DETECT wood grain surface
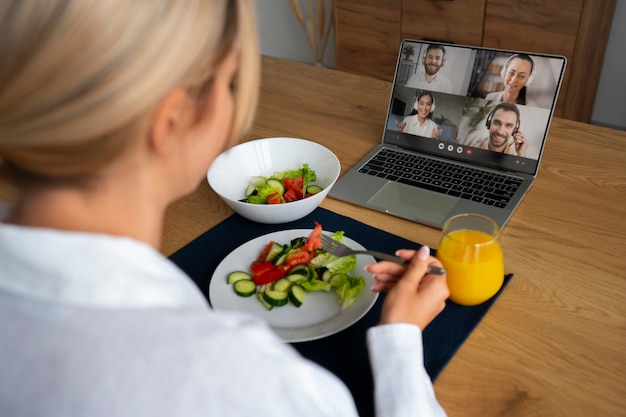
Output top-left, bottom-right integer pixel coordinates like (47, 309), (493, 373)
(402, 0), (486, 46)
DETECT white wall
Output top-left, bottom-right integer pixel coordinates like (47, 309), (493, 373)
(255, 0), (335, 68)
(255, 1), (623, 130)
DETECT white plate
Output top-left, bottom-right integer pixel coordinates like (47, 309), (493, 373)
(209, 229), (378, 342)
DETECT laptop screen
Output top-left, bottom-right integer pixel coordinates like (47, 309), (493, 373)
(382, 40), (567, 176)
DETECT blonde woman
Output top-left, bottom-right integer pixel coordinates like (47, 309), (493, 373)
(0, 1), (448, 416)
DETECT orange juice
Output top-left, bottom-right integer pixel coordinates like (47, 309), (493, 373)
(437, 229), (504, 306)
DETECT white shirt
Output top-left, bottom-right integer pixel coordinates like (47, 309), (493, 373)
(405, 68), (453, 94)
(484, 90), (538, 107)
(0, 209), (446, 417)
(401, 115), (440, 138)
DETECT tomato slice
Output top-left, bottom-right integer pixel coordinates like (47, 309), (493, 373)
(266, 192), (282, 204)
(283, 177), (304, 200)
(256, 241), (275, 262)
(251, 264), (290, 285)
(284, 249), (312, 268)
(250, 261), (274, 277)
(283, 188), (299, 203)
(249, 222), (325, 286)
(305, 222), (323, 252)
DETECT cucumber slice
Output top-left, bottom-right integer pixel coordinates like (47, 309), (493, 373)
(289, 264), (308, 274)
(289, 237), (307, 249)
(321, 269), (333, 282)
(287, 265), (309, 280)
(289, 285), (305, 307)
(306, 184), (323, 195)
(266, 179), (285, 195)
(233, 279), (256, 297)
(250, 176), (267, 187)
(227, 271), (252, 285)
(329, 274), (347, 288)
(264, 243), (284, 262)
(305, 266), (317, 281)
(263, 290), (289, 307)
(245, 184), (256, 197)
(274, 252), (288, 266)
(257, 292), (273, 310)
(272, 278), (292, 292)
(301, 279), (332, 293)
(286, 273), (306, 283)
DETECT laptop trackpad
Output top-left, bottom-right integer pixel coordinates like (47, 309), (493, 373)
(367, 182), (457, 226)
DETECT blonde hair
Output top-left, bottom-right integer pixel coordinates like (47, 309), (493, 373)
(0, 0), (259, 180)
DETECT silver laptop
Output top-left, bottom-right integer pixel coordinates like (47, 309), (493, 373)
(329, 40), (566, 229)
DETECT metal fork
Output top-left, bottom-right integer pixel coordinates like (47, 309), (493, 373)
(320, 234), (446, 275)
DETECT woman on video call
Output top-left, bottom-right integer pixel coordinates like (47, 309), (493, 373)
(485, 54), (537, 107)
(395, 91), (443, 139)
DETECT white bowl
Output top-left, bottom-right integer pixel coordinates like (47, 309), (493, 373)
(207, 137), (341, 224)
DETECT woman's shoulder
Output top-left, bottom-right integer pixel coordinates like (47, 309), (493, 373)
(524, 97), (538, 107)
(485, 91), (501, 101)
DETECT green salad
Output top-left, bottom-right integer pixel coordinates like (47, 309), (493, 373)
(240, 163), (324, 204)
(226, 223), (366, 310)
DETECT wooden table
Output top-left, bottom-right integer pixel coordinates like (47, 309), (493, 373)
(4, 56), (625, 416)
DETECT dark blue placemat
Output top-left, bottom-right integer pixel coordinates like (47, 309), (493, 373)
(170, 207), (513, 417)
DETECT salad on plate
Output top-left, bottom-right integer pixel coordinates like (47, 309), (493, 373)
(226, 222), (365, 311)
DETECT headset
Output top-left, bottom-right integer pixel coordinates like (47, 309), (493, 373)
(422, 44), (447, 66)
(414, 91), (436, 113)
(485, 102), (520, 134)
(501, 53), (536, 86)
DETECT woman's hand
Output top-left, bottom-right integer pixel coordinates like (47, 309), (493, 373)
(395, 119), (407, 132)
(366, 245), (449, 330)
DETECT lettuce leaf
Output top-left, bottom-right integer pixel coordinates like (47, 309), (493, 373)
(272, 163), (317, 188)
(245, 184), (281, 204)
(330, 274), (366, 310)
(309, 231), (356, 275)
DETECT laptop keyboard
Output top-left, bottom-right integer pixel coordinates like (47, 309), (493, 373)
(358, 148), (523, 208)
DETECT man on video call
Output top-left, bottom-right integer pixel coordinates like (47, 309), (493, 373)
(405, 44), (452, 93)
(475, 102), (528, 157)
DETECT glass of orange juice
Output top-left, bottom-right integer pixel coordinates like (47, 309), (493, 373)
(437, 213), (504, 306)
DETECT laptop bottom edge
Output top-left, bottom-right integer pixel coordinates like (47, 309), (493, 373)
(329, 170), (520, 229)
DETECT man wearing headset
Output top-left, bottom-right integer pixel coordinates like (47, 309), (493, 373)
(405, 44), (452, 93)
(474, 102), (528, 157)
